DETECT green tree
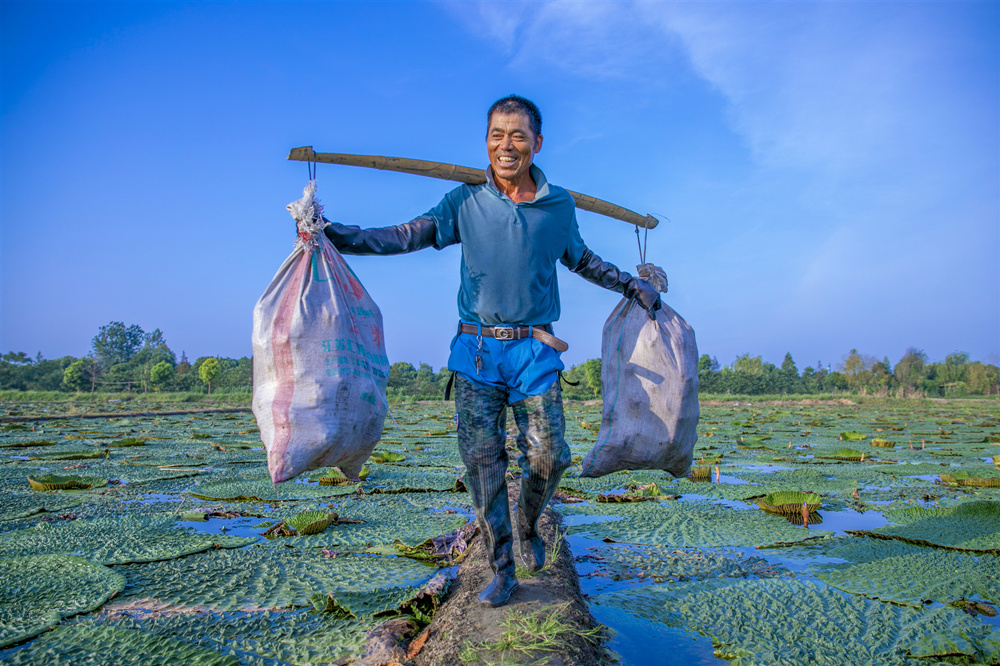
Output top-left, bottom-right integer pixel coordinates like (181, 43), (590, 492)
(893, 348), (928, 391)
(92, 322), (146, 368)
(199, 358), (220, 394)
(731, 354), (765, 375)
(582, 358), (602, 398)
(63, 357), (99, 392)
(150, 361), (175, 390)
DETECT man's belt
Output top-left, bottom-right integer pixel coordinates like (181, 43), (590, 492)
(458, 323), (569, 353)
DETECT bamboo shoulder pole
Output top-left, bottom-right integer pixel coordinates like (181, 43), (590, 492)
(288, 147), (658, 230)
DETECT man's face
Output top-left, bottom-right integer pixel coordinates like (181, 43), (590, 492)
(487, 111), (543, 184)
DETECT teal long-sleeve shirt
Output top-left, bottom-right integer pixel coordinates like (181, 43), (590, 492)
(327, 164), (590, 327)
(422, 165), (587, 326)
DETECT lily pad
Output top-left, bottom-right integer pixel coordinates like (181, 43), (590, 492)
(113, 545), (433, 615)
(29, 449), (108, 461)
(592, 577), (1000, 664)
(940, 471), (1000, 488)
(559, 499), (832, 548)
(28, 473), (107, 491)
(0, 515), (256, 565)
(285, 510), (334, 535)
(819, 448), (865, 461)
(2, 623), (238, 665)
(110, 437), (147, 447)
(755, 491), (822, 515)
(808, 537), (1000, 607)
(0, 554), (126, 647)
(870, 438), (895, 448)
(848, 501), (1000, 553)
(840, 431), (868, 441)
(189, 478), (360, 501)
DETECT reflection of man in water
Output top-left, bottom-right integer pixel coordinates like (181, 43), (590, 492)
(324, 95), (660, 607)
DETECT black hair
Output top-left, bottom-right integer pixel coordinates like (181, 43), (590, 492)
(487, 95), (542, 138)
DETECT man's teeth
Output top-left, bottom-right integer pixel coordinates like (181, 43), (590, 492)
(498, 156), (516, 163)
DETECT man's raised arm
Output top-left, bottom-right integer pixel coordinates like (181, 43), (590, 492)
(322, 217), (438, 255)
(566, 247), (663, 317)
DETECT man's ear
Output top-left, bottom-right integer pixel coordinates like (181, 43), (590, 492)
(534, 133), (543, 154)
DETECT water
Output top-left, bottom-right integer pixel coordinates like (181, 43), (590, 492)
(678, 494), (756, 511)
(741, 464), (794, 473)
(808, 508), (889, 536)
(590, 604), (724, 665)
(178, 515), (267, 541)
(565, 529), (725, 665)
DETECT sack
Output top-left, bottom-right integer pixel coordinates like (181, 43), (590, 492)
(252, 182), (390, 483)
(579, 264), (699, 478)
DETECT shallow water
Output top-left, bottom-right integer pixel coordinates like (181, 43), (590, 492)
(178, 515), (268, 541)
(807, 508), (889, 536)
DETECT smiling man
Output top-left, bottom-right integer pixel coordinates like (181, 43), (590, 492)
(324, 95), (660, 607)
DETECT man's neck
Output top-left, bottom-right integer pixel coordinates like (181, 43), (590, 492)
(492, 168), (537, 203)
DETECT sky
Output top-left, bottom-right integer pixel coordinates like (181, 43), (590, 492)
(2, 1), (998, 373)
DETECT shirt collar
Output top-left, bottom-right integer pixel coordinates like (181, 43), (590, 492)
(485, 164), (550, 202)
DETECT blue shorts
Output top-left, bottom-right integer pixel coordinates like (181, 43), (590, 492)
(448, 323), (564, 404)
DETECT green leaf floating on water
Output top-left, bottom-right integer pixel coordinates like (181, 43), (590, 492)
(558, 500), (832, 547)
(0, 493), (85, 522)
(271, 497), (470, 547)
(188, 478), (360, 501)
(0, 439), (57, 448)
(592, 577), (1000, 665)
(849, 500), (1000, 553)
(755, 491), (822, 515)
(109, 437), (147, 447)
(840, 431), (867, 441)
(3, 623), (238, 665)
(0, 515), (255, 565)
(309, 465), (370, 485)
(28, 449), (108, 461)
(940, 470), (1000, 488)
(285, 510), (334, 535)
(819, 448), (865, 461)
(370, 450), (406, 463)
(27, 474), (107, 491)
(9, 610), (372, 665)
(113, 545), (433, 615)
(807, 537), (1000, 607)
(0, 554), (126, 647)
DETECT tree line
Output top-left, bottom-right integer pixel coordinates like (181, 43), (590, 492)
(0, 322), (250, 395)
(2, 321), (997, 399)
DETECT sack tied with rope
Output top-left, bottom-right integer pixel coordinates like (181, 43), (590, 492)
(580, 263), (700, 478)
(252, 182), (390, 483)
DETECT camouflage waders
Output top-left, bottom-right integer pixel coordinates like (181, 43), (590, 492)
(454, 374), (571, 607)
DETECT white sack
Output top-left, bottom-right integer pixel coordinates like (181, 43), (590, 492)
(252, 182), (389, 483)
(580, 264), (699, 478)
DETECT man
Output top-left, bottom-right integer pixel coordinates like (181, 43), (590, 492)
(324, 95), (660, 607)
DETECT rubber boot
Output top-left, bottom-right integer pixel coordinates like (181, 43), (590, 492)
(512, 380), (572, 572)
(454, 375), (519, 607)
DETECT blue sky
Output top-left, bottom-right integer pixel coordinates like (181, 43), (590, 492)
(2, 1), (997, 372)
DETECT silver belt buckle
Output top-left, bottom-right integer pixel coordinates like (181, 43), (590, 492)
(493, 326), (515, 341)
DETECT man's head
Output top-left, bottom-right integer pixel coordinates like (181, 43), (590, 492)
(486, 95), (543, 186)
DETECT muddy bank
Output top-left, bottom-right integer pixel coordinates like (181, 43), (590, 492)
(406, 482), (610, 666)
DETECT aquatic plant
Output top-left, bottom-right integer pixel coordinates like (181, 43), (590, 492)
(0, 553), (126, 647)
(27, 473), (107, 491)
(755, 491), (821, 515)
(285, 510), (334, 535)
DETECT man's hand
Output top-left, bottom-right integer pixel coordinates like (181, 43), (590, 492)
(625, 277), (662, 320)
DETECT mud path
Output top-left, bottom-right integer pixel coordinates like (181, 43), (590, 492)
(408, 482), (610, 665)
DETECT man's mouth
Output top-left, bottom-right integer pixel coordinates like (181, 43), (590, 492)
(496, 155), (517, 167)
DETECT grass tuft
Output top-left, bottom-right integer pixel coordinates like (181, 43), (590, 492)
(459, 603), (602, 664)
